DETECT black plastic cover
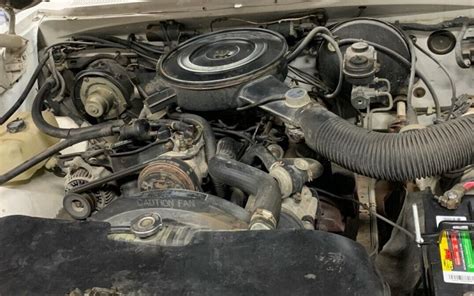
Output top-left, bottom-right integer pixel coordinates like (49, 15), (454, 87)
(0, 215), (387, 295)
(158, 28), (287, 89)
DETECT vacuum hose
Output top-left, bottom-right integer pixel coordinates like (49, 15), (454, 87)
(297, 105), (474, 181)
(208, 155), (281, 229)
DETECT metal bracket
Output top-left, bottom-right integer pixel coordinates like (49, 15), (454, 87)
(455, 18), (473, 68)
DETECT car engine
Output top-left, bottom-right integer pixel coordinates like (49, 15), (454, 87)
(0, 4), (473, 295)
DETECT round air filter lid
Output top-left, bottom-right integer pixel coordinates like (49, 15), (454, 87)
(158, 28), (287, 89)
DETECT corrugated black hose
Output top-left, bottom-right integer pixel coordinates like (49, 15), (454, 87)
(297, 105), (474, 181)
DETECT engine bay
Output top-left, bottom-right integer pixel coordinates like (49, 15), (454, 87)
(0, 4), (473, 295)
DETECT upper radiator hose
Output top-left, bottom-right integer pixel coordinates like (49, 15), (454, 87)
(297, 105), (474, 181)
(208, 156), (281, 230)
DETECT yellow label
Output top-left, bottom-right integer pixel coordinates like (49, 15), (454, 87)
(440, 231), (453, 271)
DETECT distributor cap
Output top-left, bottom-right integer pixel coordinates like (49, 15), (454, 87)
(158, 28), (288, 89)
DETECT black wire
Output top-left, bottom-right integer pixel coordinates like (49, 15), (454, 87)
(72, 35), (128, 48)
(128, 34), (165, 54)
(110, 138), (170, 157)
(403, 33), (418, 123)
(318, 33), (344, 99)
(288, 75), (315, 87)
(290, 74), (329, 92)
(213, 128), (256, 144)
(288, 66), (321, 81)
(131, 41), (165, 55)
(286, 26), (332, 62)
(103, 36), (160, 62)
(43, 41), (116, 52)
(443, 164), (474, 178)
(398, 17), (474, 31)
(288, 66), (329, 90)
(289, 70), (315, 84)
(72, 35), (160, 62)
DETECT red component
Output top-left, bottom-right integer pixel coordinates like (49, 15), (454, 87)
(463, 181), (474, 191)
(450, 231), (462, 266)
(444, 249), (452, 261)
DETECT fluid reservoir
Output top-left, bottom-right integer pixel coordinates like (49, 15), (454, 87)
(0, 112), (59, 183)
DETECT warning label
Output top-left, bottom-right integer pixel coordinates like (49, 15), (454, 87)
(439, 229), (474, 285)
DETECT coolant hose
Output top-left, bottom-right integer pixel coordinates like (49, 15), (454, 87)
(32, 80), (121, 139)
(297, 105), (474, 181)
(208, 155), (282, 229)
(240, 144), (277, 171)
(214, 137), (238, 198)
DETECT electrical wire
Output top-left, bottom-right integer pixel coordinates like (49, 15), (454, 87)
(286, 28), (342, 98)
(104, 36), (160, 62)
(286, 26), (332, 62)
(72, 35), (127, 48)
(43, 41), (116, 52)
(404, 34), (418, 123)
(210, 13), (321, 31)
(288, 66), (329, 91)
(398, 17), (474, 31)
(314, 188), (416, 240)
(318, 33), (343, 99)
(443, 164), (474, 178)
(413, 42), (457, 120)
(229, 15), (321, 26)
(131, 40), (165, 55)
(110, 138), (171, 157)
(70, 35), (160, 62)
(213, 128), (256, 144)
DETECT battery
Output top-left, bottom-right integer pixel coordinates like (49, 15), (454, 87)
(423, 191), (474, 295)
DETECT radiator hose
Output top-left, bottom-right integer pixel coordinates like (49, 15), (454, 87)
(208, 155), (281, 230)
(297, 105), (474, 181)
